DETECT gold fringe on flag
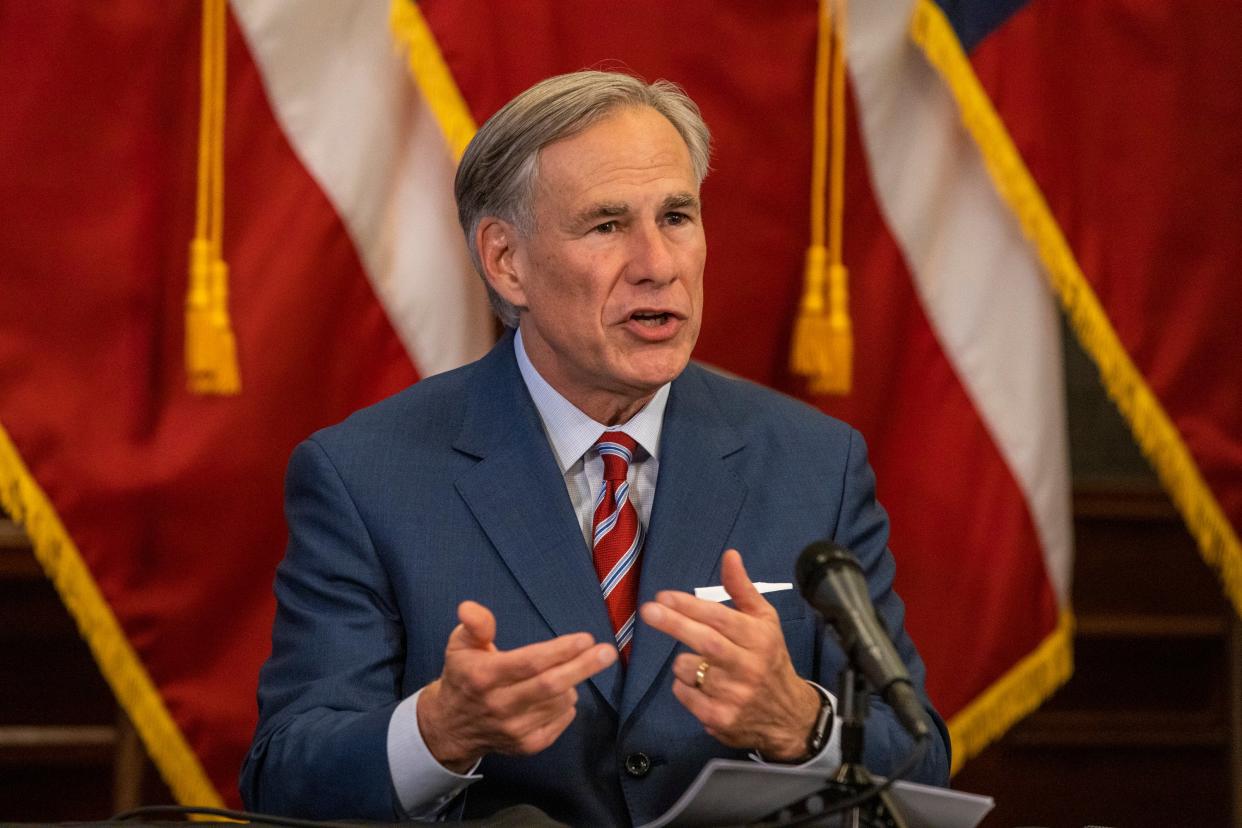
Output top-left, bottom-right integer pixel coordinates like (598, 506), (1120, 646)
(910, 0), (1242, 620)
(187, 0), (240, 395)
(946, 610), (1075, 775)
(0, 423), (223, 806)
(388, 0), (478, 163)
(791, 0), (853, 395)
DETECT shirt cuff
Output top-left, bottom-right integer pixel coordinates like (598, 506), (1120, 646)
(750, 681), (842, 772)
(387, 687), (482, 818)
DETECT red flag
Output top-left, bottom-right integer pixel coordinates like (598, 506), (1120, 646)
(0, 2), (486, 805)
(0, 0), (1085, 805)
(910, 0), (1242, 612)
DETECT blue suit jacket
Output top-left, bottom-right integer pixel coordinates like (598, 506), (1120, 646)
(240, 332), (949, 825)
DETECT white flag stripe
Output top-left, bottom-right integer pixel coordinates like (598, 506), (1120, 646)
(231, 0), (492, 378)
(848, 1), (1072, 603)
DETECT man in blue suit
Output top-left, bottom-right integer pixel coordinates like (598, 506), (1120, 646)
(241, 71), (949, 825)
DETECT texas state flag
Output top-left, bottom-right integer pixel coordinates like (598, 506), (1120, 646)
(6, 0), (1231, 808)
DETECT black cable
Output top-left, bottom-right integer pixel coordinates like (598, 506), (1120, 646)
(110, 803), (372, 826)
(756, 731), (930, 827)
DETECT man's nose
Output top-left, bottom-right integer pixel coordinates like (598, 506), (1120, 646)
(625, 224), (678, 285)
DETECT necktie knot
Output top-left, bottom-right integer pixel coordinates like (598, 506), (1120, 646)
(595, 431), (637, 483)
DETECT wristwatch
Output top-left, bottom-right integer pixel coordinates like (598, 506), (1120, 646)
(804, 683), (835, 759)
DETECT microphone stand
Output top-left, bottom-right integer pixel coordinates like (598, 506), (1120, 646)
(754, 664), (920, 827)
(816, 666), (910, 828)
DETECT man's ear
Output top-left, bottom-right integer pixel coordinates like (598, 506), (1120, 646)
(476, 217), (528, 310)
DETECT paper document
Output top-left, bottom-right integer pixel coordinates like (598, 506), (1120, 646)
(638, 758), (994, 828)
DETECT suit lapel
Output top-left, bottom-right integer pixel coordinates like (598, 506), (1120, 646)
(453, 335), (622, 710)
(620, 366), (747, 725)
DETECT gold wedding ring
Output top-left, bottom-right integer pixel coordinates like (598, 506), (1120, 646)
(693, 659), (710, 690)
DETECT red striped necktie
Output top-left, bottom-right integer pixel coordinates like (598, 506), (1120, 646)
(591, 432), (643, 664)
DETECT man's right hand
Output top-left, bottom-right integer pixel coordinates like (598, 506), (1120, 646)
(416, 600), (617, 773)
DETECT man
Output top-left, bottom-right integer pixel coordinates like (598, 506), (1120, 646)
(241, 71), (949, 825)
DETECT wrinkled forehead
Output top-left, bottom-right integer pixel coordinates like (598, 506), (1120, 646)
(530, 106), (698, 207)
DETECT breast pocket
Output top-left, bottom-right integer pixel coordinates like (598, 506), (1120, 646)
(763, 588), (809, 624)
(775, 597), (819, 678)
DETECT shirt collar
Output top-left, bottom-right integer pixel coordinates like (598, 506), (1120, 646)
(514, 328), (669, 472)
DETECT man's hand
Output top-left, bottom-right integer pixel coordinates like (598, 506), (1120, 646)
(639, 549), (821, 761)
(417, 600), (618, 773)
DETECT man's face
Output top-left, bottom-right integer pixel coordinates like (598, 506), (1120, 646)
(494, 106), (706, 423)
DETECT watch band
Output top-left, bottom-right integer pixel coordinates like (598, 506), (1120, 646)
(804, 682), (835, 758)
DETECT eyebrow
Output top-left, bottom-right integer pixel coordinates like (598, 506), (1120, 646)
(662, 192), (701, 213)
(573, 202), (630, 226)
(571, 193), (701, 227)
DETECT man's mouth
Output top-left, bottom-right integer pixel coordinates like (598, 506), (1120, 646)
(630, 311), (674, 327)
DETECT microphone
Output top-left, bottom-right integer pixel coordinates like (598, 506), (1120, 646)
(796, 540), (931, 740)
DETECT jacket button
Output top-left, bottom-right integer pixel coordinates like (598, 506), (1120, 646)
(624, 752), (651, 777)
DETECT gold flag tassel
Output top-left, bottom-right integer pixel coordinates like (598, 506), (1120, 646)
(187, 0), (240, 395)
(791, 0), (852, 395)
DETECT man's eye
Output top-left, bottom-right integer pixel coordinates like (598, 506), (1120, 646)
(593, 221), (618, 234)
(665, 212), (688, 225)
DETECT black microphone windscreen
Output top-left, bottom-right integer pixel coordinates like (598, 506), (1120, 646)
(796, 539), (859, 595)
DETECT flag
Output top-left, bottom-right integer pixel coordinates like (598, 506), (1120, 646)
(0, 2), (489, 806)
(909, 1), (1241, 612)
(0, 0), (1090, 806)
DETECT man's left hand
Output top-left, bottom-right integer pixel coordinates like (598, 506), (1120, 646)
(639, 548), (821, 761)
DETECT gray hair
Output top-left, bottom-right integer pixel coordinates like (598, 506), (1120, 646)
(454, 70), (712, 328)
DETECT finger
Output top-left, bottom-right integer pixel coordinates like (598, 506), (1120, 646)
(670, 675), (737, 741)
(670, 652), (703, 690)
(649, 590), (762, 648)
(720, 549), (770, 615)
(640, 600), (744, 665)
(512, 701), (579, 756)
(670, 653), (745, 703)
(497, 643), (616, 709)
(491, 687), (580, 737)
(532, 642), (617, 691)
(671, 652), (714, 690)
(455, 601), (498, 651)
(471, 685), (576, 756)
(483, 633), (603, 685)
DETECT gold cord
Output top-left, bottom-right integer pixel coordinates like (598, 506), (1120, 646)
(791, 0), (853, 394)
(186, 0), (240, 395)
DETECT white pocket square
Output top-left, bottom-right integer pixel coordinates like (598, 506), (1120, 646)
(694, 582), (793, 602)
